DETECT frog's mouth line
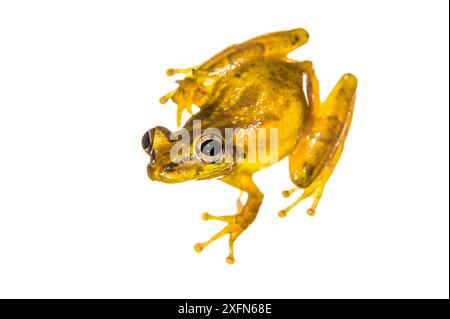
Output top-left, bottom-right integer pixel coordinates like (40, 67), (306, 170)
(146, 159), (235, 183)
(193, 163), (236, 181)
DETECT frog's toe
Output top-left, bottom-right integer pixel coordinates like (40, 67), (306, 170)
(176, 103), (193, 127)
(195, 213), (244, 264)
(281, 187), (300, 198)
(159, 89), (175, 104)
(201, 212), (234, 222)
(166, 67), (196, 77)
(279, 182), (324, 218)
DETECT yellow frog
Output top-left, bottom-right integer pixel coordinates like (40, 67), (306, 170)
(142, 28), (357, 264)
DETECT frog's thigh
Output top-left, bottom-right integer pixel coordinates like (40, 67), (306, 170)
(282, 74), (357, 216)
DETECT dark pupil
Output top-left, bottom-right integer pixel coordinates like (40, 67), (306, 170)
(201, 139), (221, 157)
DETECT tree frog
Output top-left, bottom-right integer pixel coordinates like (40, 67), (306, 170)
(142, 28), (357, 264)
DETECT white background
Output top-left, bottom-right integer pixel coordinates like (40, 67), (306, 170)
(0, 0), (448, 299)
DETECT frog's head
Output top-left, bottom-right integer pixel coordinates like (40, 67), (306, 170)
(142, 126), (234, 183)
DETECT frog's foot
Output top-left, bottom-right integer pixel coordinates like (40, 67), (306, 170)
(160, 68), (198, 126)
(279, 180), (325, 218)
(194, 192), (246, 264)
(194, 213), (245, 264)
(159, 88), (193, 127)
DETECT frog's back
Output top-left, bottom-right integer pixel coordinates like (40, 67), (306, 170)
(185, 60), (309, 160)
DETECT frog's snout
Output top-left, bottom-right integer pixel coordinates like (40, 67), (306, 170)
(142, 128), (155, 160)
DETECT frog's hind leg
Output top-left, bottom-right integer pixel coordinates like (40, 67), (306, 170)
(280, 73), (358, 218)
(194, 175), (263, 264)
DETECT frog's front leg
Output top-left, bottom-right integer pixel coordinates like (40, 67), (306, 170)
(194, 175), (263, 264)
(279, 73), (358, 217)
(159, 77), (199, 127)
(160, 28), (309, 127)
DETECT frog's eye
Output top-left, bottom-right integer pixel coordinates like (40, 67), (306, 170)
(201, 139), (221, 157)
(196, 133), (224, 163)
(142, 128), (155, 162)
